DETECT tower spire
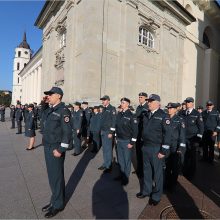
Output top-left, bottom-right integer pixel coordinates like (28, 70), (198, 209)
(23, 31), (27, 42)
(18, 32), (30, 49)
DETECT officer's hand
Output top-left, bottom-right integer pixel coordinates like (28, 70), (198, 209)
(87, 136), (90, 140)
(53, 149), (61, 157)
(77, 129), (80, 134)
(108, 134), (113, 139)
(212, 132), (218, 137)
(127, 144), (133, 149)
(158, 153), (165, 159)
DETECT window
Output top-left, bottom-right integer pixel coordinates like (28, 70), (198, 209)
(139, 27), (154, 48)
(18, 77), (19, 84)
(60, 31), (66, 48)
(24, 63), (27, 67)
(18, 51), (21, 57)
(203, 32), (210, 48)
(17, 63), (20, 70)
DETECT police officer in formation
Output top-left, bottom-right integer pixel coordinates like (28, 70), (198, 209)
(15, 103), (23, 134)
(115, 97), (138, 185)
(164, 103), (186, 190)
(41, 87), (72, 218)
(0, 104), (5, 122)
(71, 102), (83, 156)
(201, 100), (220, 163)
(88, 106), (101, 153)
(10, 105), (16, 129)
(135, 92), (148, 178)
(180, 97), (204, 179)
(24, 104), (36, 150)
(98, 95), (116, 173)
(136, 94), (171, 206)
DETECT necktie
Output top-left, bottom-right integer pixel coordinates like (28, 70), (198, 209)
(187, 110), (190, 115)
(149, 112), (153, 119)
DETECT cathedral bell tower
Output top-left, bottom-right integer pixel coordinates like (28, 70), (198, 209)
(12, 32), (31, 104)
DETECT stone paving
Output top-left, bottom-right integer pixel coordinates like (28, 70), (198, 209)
(1, 110), (220, 219)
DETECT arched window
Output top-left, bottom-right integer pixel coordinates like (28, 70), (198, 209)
(203, 32), (210, 48)
(139, 27), (154, 48)
(24, 63), (27, 67)
(17, 63), (20, 70)
(18, 77), (19, 84)
(18, 51), (21, 57)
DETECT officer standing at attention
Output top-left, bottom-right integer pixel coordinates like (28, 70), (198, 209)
(0, 105), (5, 122)
(98, 95), (116, 173)
(135, 92), (148, 178)
(88, 106), (101, 153)
(41, 87), (72, 218)
(71, 102), (83, 156)
(201, 100), (220, 163)
(10, 105), (16, 129)
(15, 103), (23, 134)
(25, 104), (36, 150)
(164, 103), (186, 190)
(115, 98), (138, 185)
(136, 94), (171, 206)
(180, 97), (204, 179)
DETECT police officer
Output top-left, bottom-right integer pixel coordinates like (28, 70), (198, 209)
(98, 95), (116, 173)
(196, 105), (204, 113)
(201, 100), (220, 163)
(41, 87), (72, 218)
(0, 105), (5, 122)
(33, 102), (39, 130)
(135, 92), (148, 178)
(81, 101), (91, 147)
(136, 94), (171, 206)
(15, 103), (23, 134)
(10, 105), (16, 129)
(180, 97), (204, 179)
(71, 102), (83, 156)
(25, 104), (36, 150)
(164, 103), (186, 190)
(115, 98), (138, 185)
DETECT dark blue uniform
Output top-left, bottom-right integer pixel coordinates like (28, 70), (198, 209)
(141, 109), (171, 202)
(42, 102), (72, 210)
(81, 107), (91, 138)
(33, 106), (39, 130)
(115, 109), (138, 183)
(15, 107), (23, 134)
(135, 102), (148, 177)
(0, 105), (5, 122)
(25, 110), (36, 137)
(202, 109), (220, 162)
(180, 109), (204, 178)
(164, 114), (186, 189)
(88, 112), (101, 152)
(10, 107), (16, 128)
(100, 104), (116, 169)
(71, 109), (83, 154)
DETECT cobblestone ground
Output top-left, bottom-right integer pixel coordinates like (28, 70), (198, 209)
(1, 110), (220, 219)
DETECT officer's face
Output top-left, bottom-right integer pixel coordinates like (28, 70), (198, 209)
(186, 101), (194, 109)
(121, 101), (129, 110)
(206, 104), (214, 111)
(148, 100), (160, 111)
(102, 99), (110, 107)
(168, 108), (177, 116)
(138, 96), (146, 104)
(47, 93), (61, 105)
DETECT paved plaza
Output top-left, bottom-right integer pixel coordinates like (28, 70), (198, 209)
(0, 110), (220, 219)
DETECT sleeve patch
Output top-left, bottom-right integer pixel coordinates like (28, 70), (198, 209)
(165, 119), (170, 125)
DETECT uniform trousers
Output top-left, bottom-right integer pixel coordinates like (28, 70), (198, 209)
(101, 130), (113, 169)
(1, 114), (5, 122)
(202, 130), (215, 162)
(11, 118), (15, 128)
(91, 131), (100, 152)
(142, 146), (163, 202)
(44, 145), (65, 210)
(17, 120), (22, 133)
(116, 139), (132, 178)
(73, 130), (81, 154)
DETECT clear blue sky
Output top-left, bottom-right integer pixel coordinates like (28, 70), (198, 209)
(0, 1), (45, 91)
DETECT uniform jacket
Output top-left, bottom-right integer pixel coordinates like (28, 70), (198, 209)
(116, 109), (138, 145)
(42, 102), (72, 153)
(169, 114), (186, 153)
(202, 109), (220, 132)
(10, 108), (16, 119)
(82, 107), (91, 127)
(136, 102), (148, 138)
(89, 112), (101, 133)
(71, 109), (83, 131)
(25, 111), (35, 131)
(15, 108), (23, 121)
(142, 108), (171, 155)
(100, 104), (116, 133)
(180, 109), (204, 139)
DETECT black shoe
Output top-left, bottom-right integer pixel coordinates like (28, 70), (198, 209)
(121, 178), (129, 186)
(26, 147), (35, 151)
(114, 176), (122, 181)
(72, 152), (80, 156)
(98, 166), (106, 170)
(136, 192), (147, 199)
(103, 168), (111, 173)
(148, 198), (160, 206)
(91, 149), (98, 153)
(42, 204), (52, 212)
(45, 208), (61, 218)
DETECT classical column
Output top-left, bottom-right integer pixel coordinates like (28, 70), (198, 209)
(37, 65), (42, 104)
(33, 69), (38, 103)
